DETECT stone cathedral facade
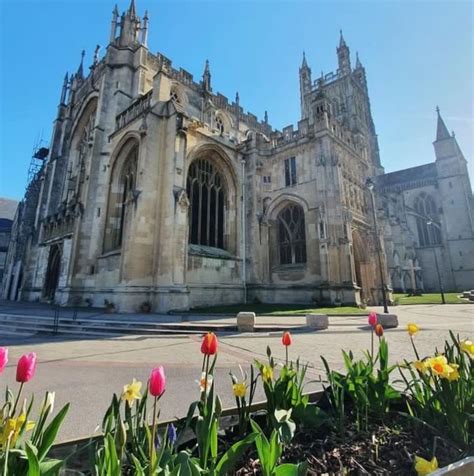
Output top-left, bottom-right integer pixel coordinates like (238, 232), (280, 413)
(3, 1), (473, 311)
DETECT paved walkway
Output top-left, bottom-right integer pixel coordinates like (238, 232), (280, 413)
(0, 303), (471, 441)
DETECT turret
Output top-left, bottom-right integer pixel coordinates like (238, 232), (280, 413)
(110, 4), (119, 43)
(202, 59), (212, 93)
(337, 30), (351, 75)
(299, 51), (312, 120)
(60, 73), (69, 105)
(118, 0), (141, 48)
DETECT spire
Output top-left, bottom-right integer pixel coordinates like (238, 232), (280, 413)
(60, 72), (69, 104)
(110, 4), (119, 43)
(339, 29), (346, 48)
(128, 0), (136, 18)
(235, 91), (240, 105)
(202, 59), (212, 92)
(92, 45), (100, 68)
(77, 50), (85, 78)
(264, 110), (268, 124)
(301, 51), (308, 69)
(355, 51), (363, 69)
(436, 106), (451, 141)
(142, 10), (149, 46)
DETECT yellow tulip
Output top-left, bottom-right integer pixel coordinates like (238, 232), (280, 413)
(460, 339), (474, 358)
(122, 378), (142, 406)
(407, 323), (420, 336)
(0, 413), (35, 449)
(261, 365), (274, 383)
(414, 456), (438, 476)
(232, 382), (247, 398)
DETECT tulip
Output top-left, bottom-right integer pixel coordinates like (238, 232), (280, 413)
(368, 311), (378, 327)
(201, 332), (218, 355)
(0, 347), (8, 374)
(149, 366), (166, 397)
(282, 331), (292, 365)
(40, 391), (56, 415)
(261, 364), (274, 383)
(16, 352), (36, 383)
(375, 323), (384, 337)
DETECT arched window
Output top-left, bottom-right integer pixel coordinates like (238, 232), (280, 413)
(186, 158), (226, 249)
(215, 115), (225, 135)
(277, 203), (307, 265)
(104, 142), (138, 252)
(414, 194), (441, 246)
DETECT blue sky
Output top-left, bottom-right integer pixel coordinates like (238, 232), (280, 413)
(1, 0), (472, 201)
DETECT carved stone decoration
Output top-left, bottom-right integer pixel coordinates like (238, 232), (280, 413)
(173, 188), (189, 210)
(139, 114), (148, 137)
(316, 154), (326, 166)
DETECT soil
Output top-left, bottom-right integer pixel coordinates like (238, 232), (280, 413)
(235, 413), (463, 475)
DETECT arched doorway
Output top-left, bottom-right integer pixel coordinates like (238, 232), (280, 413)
(352, 230), (370, 302)
(43, 244), (62, 301)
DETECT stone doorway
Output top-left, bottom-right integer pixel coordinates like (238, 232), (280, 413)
(352, 230), (371, 302)
(43, 244), (62, 301)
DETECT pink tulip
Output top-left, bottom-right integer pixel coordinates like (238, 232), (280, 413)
(16, 352), (37, 383)
(149, 366), (166, 397)
(368, 311), (378, 327)
(0, 347), (8, 374)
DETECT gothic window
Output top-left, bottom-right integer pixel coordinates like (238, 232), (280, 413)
(414, 193), (442, 246)
(215, 115), (225, 135)
(186, 158), (226, 249)
(104, 142), (138, 252)
(277, 203), (307, 265)
(170, 87), (181, 105)
(284, 157), (297, 186)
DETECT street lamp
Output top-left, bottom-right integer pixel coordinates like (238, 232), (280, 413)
(427, 219), (446, 304)
(366, 178), (389, 313)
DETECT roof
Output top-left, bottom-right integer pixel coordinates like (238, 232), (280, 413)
(377, 163), (437, 187)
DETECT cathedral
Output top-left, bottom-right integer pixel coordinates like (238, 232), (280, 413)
(3, 1), (473, 312)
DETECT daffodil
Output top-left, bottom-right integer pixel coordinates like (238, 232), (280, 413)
(446, 363), (460, 381)
(460, 339), (474, 358)
(414, 456), (438, 476)
(122, 378), (142, 406)
(425, 355), (455, 379)
(261, 365), (274, 383)
(232, 382), (247, 398)
(407, 323), (420, 336)
(0, 413), (35, 449)
(413, 360), (427, 373)
(198, 372), (213, 394)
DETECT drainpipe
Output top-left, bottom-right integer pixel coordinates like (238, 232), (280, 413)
(241, 158), (247, 304)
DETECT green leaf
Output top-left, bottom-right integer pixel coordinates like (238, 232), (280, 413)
(25, 442), (40, 476)
(39, 459), (64, 476)
(130, 454), (145, 476)
(274, 463), (303, 476)
(37, 403), (70, 462)
(215, 432), (257, 475)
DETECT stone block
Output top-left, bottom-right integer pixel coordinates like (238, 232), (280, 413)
(306, 314), (329, 330)
(462, 291), (470, 298)
(376, 313), (398, 328)
(237, 312), (256, 332)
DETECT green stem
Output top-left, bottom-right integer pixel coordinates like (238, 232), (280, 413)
(410, 336), (420, 361)
(3, 431), (13, 476)
(11, 382), (24, 417)
(285, 346), (288, 367)
(203, 354), (210, 408)
(371, 331), (374, 360)
(150, 396), (158, 476)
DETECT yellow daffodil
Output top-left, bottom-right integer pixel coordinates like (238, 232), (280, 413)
(413, 360), (427, 373)
(261, 365), (274, 383)
(414, 456), (438, 476)
(232, 382), (247, 398)
(122, 378), (142, 406)
(0, 413), (35, 449)
(446, 363), (460, 381)
(425, 355), (455, 379)
(407, 323), (420, 336)
(460, 339), (474, 358)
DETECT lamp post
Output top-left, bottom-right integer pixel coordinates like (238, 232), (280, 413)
(366, 178), (389, 313)
(427, 220), (446, 304)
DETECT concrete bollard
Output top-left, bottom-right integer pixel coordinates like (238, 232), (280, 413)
(237, 312), (256, 332)
(376, 313), (399, 328)
(305, 314), (329, 330)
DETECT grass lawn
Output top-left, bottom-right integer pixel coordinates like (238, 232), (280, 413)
(393, 292), (467, 305)
(187, 303), (366, 316)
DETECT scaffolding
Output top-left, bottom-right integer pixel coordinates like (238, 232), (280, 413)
(26, 138), (49, 193)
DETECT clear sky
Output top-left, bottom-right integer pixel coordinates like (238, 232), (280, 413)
(0, 0), (472, 201)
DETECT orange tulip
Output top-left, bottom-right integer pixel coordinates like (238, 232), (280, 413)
(201, 332), (218, 355)
(375, 323), (384, 337)
(282, 331), (292, 346)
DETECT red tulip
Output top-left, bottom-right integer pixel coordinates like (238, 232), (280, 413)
(16, 352), (37, 383)
(368, 311), (378, 327)
(0, 347), (8, 374)
(149, 366), (166, 397)
(201, 332), (218, 355)
(282, 331), (292, 346)
(375, 323), (384, 337)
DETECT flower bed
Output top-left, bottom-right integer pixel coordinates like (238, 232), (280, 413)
(1, 314), (472, 475)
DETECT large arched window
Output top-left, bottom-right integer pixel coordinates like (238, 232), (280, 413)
(414, 194), (441, 246)
(186, 158), (226, 249)
(277, 203), (307, 265)
(104, 141), (138, 252)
